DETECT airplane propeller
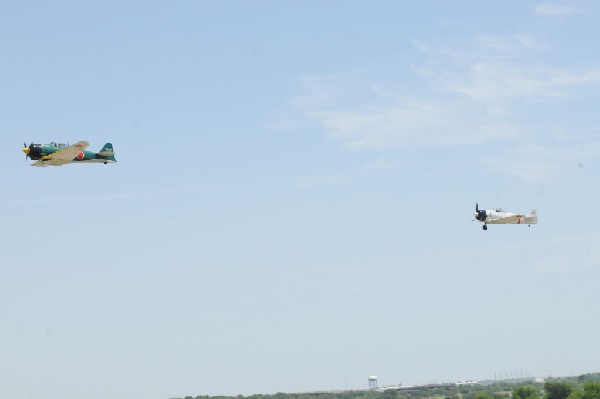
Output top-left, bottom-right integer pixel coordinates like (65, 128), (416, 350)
(475, 203), (487, 222)
(22, 142), (41, 161)
(23, 142), (30, 160)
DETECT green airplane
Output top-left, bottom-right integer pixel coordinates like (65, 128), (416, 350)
(22, 141), (116, 167)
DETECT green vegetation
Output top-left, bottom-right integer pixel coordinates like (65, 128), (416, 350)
(568, 381), (600, 399)
(172, 373), (600, 399)
(545, 382), (572, 399)
(513, 386), (539, 399)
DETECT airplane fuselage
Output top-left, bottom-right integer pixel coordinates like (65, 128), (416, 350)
(484, 210), (537, 225)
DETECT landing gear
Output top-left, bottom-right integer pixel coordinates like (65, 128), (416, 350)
(483, 225), (488, 231)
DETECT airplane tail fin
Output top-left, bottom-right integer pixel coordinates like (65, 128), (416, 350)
(98, 143), (116, 161)
(527, 209), (538, 224)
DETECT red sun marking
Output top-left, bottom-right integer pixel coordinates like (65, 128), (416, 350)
(77, 152), (85, 160)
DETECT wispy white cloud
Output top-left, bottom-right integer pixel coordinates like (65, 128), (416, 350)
(411, 39), (461, 61)
(413, 34), (543, 67)
(534, 4), (582, 16)
(445, 63), (600, 102)
(277, 27), (600, 181)
(514, 34), (545, 49)
(305, 98), (523, 150)
(415, 34), (600, 103)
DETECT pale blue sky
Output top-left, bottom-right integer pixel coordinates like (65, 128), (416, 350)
(1, 2), (599, 399)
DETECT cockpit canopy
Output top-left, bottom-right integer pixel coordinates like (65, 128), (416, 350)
(48, 141), (68, 148)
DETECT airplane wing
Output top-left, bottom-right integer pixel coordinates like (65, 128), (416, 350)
(31, 141), (89, 167)
(31, 159), (71, 167)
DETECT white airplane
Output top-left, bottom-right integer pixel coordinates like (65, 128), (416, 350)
(474, 203), (538, 230)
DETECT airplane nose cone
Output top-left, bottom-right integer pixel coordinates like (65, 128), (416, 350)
(22, 147), (30, 155)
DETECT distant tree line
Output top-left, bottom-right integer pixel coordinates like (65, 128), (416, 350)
(173, 373), (600, 399)
(511, 379), (600, 399)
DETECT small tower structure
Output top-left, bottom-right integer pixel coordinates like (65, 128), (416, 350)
(368, 376), (378, 389)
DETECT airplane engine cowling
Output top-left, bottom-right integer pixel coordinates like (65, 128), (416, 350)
(28, 144), (43, 160)
(476, 210), (487, 222)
